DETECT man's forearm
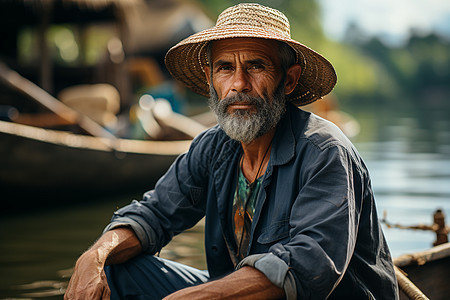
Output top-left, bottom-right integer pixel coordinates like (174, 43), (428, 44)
(65, 227), (142, 299)
(164, 266), (285, 300)
(91, 227), (142, 266)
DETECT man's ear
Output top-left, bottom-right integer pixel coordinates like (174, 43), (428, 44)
(284, 64), (302, 95)
(203, 66), (211, 86)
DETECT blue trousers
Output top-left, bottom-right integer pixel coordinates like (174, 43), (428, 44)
(105, 255), (210, 300)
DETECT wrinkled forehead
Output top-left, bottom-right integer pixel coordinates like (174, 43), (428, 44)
(209, 38), (281, 64)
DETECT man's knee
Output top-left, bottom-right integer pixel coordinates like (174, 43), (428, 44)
(105, 255), (209, 300)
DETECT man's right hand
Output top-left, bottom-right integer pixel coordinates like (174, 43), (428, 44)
(64, 227), (142, 300)
(64, 250), (111, 299)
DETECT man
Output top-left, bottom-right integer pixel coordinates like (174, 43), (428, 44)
(65, 3), (398, 299)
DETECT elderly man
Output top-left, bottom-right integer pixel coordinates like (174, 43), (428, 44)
(65, 3), (398, 300)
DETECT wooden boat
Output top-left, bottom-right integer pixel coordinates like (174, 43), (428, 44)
(384, 209), (450, 300)
(0, 119), (192, 207)
(0, 61), (214, 210)
(394, 242), (450, 300)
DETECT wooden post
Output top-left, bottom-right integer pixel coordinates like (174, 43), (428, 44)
(433, 209), (449, 246)
(38, 1), (53, 94)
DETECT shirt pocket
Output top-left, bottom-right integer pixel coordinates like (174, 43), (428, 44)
(257, 219), (290, 244)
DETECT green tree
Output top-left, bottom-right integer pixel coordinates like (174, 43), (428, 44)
(352, 32), (450, 110)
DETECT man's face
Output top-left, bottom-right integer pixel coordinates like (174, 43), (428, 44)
(207, 38), (283, 105)
(205, 38), (287, 143)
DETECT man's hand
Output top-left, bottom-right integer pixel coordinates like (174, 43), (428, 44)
(64, 250), (111, 300)
(64, 227), (142, 300)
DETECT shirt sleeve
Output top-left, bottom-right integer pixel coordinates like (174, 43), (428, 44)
(102, 130), (214, 254)
(274, 144), (365, 299)
(236, 253), (297, 300)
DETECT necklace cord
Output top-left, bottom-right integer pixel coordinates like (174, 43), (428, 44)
(235, 139), (273, 258)
(240, 139), (273, 185)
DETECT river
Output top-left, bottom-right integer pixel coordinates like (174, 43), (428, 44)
(1, 105), (449, 299)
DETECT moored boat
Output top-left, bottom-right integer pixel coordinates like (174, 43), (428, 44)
(384, 209), (450, 300)
(0, 119), (192, 209)
(394, 242), (450, 300)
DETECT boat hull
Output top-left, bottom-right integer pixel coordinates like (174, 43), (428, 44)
(0, 120), (191, 209)
(395, 243), (450, 300)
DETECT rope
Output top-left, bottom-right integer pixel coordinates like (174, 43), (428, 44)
(394, 266), (429, 300)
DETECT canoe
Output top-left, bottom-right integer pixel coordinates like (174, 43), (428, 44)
(0, 119), (191, 209)
(394, 242), (450, 300)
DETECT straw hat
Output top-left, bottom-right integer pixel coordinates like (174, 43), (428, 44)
(165, 3), (337, 106)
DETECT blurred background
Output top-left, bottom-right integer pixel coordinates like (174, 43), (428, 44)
(0, 0), (449, 298)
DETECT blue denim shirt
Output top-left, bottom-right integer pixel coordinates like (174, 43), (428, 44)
(105, 103), (398, 299)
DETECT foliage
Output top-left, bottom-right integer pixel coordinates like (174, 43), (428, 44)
(351, 33), (450, 110)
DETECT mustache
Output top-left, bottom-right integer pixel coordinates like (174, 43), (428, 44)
(216, 93), (265, 111)
(208, 85), (287, 143)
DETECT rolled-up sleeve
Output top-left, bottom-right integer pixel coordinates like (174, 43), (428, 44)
(103, 200), (160, 253)
(236, 253), (297, 299)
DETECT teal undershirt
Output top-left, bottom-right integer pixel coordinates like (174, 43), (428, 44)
(232, 168), (263, 259)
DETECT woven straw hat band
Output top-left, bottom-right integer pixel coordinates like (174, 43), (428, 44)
(216, 3), (291, 39)
(164, 3), (337, 106)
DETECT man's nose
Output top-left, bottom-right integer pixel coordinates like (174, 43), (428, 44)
(231, 68), (251, 94)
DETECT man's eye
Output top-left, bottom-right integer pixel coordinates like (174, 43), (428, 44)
(249, 64), (264, 71)
(218, 65), (233, 71)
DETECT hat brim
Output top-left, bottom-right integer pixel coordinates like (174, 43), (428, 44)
(165, 25), (337, 106)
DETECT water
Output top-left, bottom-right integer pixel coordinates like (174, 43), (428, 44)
(1, 106), (449, 299)
(354, 108), (450, 256)
(0, 197), (206, 299)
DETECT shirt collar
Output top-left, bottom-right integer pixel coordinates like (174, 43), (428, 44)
(270, 103), (297, 166)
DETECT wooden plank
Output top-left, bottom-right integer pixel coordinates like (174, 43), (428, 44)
(0, 62), (117, 145)
(394, 242), (450, 267)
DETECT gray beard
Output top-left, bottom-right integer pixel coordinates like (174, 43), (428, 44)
(208, 84), (287, 144)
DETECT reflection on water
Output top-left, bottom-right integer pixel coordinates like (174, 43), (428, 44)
(353, 106), (450, 257)
(0, 198), (128, 299)
(0, 196), (206, 299)
(364, 151), (450, 256)
(1, 106), (449, 299)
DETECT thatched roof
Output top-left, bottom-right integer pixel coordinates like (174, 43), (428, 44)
(0, 0), (212, 107)
(0, 0), (211, 53)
